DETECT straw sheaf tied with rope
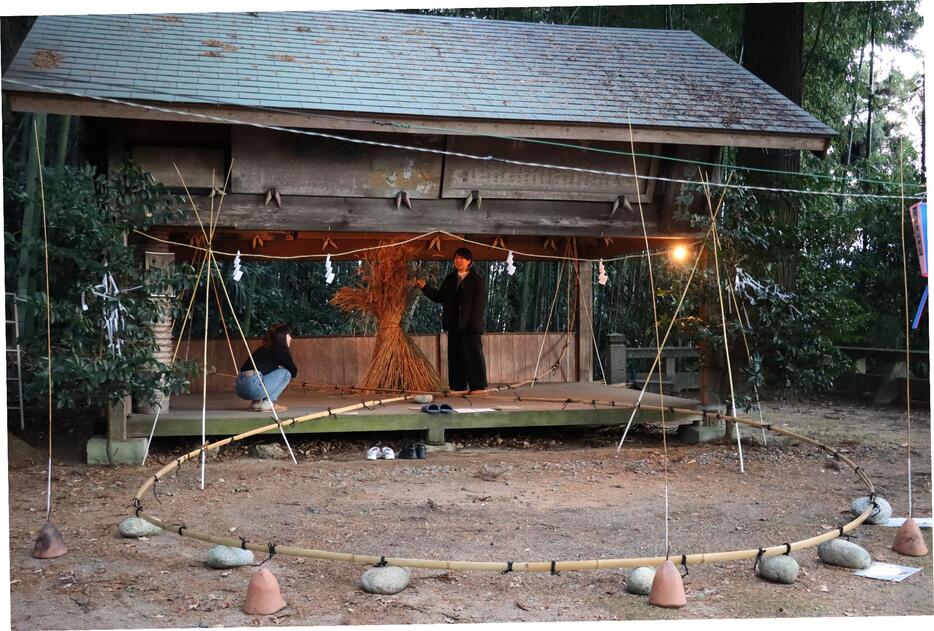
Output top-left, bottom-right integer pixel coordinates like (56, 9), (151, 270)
(330, 243), (445, 392)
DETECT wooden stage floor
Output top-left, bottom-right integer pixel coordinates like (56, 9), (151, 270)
(127, 382), (701, 444)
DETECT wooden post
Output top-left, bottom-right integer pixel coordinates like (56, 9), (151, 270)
(107, 395), (130, 441)
(136, 243), (175, 414)
(576, 260), (594, 382)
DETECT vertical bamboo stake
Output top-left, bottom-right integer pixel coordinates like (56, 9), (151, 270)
(201, 250), (211, 490)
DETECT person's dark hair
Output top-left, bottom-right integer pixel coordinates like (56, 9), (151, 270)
(264, 323), (292, 348)
(454, 247), (473, 261)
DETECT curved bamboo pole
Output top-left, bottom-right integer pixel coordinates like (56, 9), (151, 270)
(132, 395), (877, 572)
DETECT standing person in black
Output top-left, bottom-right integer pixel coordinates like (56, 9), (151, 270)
(234, 323), (298, 412)
(416, 247), (488, 395)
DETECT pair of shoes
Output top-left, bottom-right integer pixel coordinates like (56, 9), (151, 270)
(399, 443), (427, 459)
(423, 403), (454, 414)
(249, 400), (262, 410)
(260, 400), (288, 412)
(367, 446), (395, 460)
(468, 389), (487, 396)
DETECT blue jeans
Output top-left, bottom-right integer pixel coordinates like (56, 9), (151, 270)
(235, 368), (291, 402)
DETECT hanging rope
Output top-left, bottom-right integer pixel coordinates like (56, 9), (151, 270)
(531, 247), (569, 389)
(35, 119), (54, 520)
(700, 170), (745, 474)
(627, 113), (670, 554)
(897, 143), (914, 518)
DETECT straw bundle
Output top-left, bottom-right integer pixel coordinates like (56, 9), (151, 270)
(331, 244), (445, 392)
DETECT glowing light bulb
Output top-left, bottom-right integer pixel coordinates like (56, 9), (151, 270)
(671, 245), (688, 263)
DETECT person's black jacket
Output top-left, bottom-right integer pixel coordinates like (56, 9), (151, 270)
(421, 270), (487, 334)
(239, 343), (298, 378)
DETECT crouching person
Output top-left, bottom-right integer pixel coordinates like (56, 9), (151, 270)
(235, 323), (297, 412)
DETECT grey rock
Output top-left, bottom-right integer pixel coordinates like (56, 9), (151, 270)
(757, 555), (799, 584)
(850, 495), (893, 525)
(251, 443), (287, 459)
(361, 566), (411, 595)
(206, 545), (254, 568)
(118, 517), (162, 538)
(626, 566), (656, 595)
(817, 539), (872, 569)
(414, 394), (433, 404)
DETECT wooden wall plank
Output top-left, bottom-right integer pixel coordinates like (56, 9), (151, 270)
(183, 332), (590, 392)
(168, 194), (656, 237)
(231, 127), (443, 198)
(443, 136), (656, 201)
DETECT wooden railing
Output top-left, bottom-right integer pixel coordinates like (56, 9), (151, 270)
(181, 332), (576, 392)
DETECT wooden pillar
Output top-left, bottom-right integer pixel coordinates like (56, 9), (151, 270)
(576, 260), (594, 382)
(135, 244), (175, 414)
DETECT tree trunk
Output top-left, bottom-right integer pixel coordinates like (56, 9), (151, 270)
(736, 2), (804, 290)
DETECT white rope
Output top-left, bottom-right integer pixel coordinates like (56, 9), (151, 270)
(134, 228), (675, 265)
(3, 78), (924, 202)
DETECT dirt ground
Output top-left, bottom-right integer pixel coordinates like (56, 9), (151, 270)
(6, 396), (934, 628)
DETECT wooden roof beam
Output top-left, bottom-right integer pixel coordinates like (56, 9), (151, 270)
(7, 92), (832, 153)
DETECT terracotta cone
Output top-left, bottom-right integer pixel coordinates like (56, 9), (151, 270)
(243, 568), (287, 615)
(32, 522), (68, 559)
(647, 560), (687, 609)
(893, 518), (929, 557)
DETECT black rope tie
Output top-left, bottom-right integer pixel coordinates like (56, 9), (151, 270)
(375, 556), (388, 567)
(591, 400), (597, 409)
(151, 475), (162, 504)
(255, 543), (277, 567)
(239, 536), (249, 550)
(131, 498), (143, 517)
(763, 423), (772, 431)
(550, 560), (560, 576)
(327, 407), (334, 416)
(177, 525), (187, 536)
(753, 548), (765, 571)
(361, 400), (371, 410)
(784, 543), (792, 555)
(680, 555), (689, 578)
(502, 561), (514, 574)
(562, 398), (572, 410)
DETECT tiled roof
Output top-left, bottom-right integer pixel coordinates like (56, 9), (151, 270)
(3, 10), (835, 137)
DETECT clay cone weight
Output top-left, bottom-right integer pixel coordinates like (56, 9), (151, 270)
(647, 560), (686, 609)
(243, 567), (287, 615)
(32, 522), (67, 559)
(893, 517), (929, 557)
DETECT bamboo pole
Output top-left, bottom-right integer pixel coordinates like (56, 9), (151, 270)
(132, 395), (876, 572)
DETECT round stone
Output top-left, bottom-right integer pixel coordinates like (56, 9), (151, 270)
(206, 545), (254, 569)
(251, 443), (288, 459)
(757, 555), (799, 584)
(118, 517), (162, 538)
(414, 394), (434, 404)
(361, 566), (411, 595)
(817, 538), (872, 569)
(625, 566), (656, 595)
(850, 495), (893, 525)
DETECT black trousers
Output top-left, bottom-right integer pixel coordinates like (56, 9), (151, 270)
(447, 331), (488, 391)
